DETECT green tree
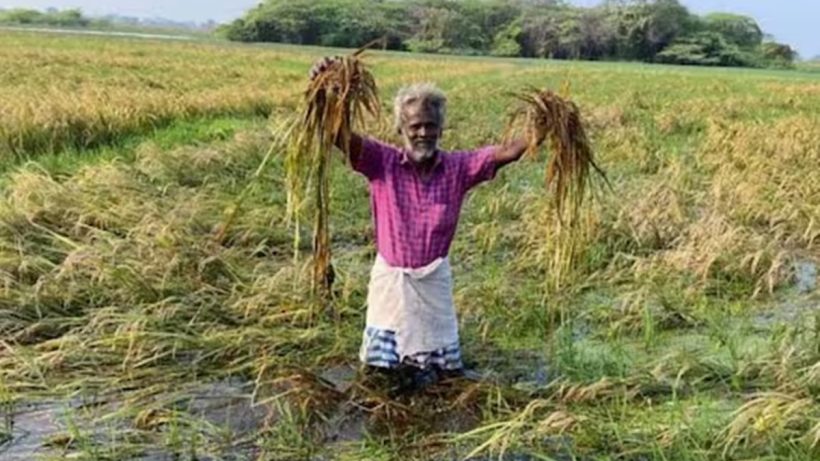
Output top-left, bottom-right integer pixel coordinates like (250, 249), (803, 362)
(51, 9), (88, 27)
(406, 3), (487, 54)
(613, 0), (694, 60)
(760, 41), (797, 67)
(520, 13), (561, 58)
(0, 8), (90, 27)
(0, 8), (44, 24)
(219, 0), (794, 69)
(461, 0), (520, 40)
(577, 7), (618, 59)
(220, 0), (398, 48)
(703, 13), (763, 48)
(558, 10), (584, 59)
(655, 31), (756, 67)
(490, 21), (522, 57)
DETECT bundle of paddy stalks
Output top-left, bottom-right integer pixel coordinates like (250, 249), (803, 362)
(285, 44), (380, 299)
(507, 87), (608, 223)
(507, 88), (608, 292)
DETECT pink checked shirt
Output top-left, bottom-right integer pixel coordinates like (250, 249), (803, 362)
(352, 138), (498, 269)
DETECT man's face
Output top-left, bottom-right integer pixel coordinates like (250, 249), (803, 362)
(399, 103), (443, 163)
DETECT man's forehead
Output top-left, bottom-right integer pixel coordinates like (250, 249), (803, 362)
(401, 102), (441, 121)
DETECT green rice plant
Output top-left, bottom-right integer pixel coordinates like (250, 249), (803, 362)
(257, 398), (321, 460)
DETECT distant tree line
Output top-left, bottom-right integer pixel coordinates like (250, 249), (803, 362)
(219, 0), (797, 68)
(0, 8), (217, 33)
(0, 8), (109, 28)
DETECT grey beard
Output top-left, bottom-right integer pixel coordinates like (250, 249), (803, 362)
(407, 145), (436, 162)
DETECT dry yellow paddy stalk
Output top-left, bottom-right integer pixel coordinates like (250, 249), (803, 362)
(507, 87), (607, 223)
(286, 43), (380, 299)
(507, 88), (608, 291)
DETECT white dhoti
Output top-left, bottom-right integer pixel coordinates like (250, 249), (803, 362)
(359, 254), (462, 370)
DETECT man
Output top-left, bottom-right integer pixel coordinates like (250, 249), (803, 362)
(309, 57), (540, 391)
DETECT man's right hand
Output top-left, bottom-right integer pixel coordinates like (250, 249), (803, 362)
(309, 56), (342, 81)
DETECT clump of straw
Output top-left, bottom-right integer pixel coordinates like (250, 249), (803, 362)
(507, 88), (608, 292)
(285, 46), (380, 299)
(507, 88), (607, 223)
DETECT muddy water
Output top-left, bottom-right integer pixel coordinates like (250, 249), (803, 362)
(2, 400), (71, 459)
(0, 379), (270, 460)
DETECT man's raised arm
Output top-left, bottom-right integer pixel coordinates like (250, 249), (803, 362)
(493, 137), (530, 169)
(334, 131), (364, 163)
(494, 132), (550, 170)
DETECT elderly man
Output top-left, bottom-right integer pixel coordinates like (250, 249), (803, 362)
(310, 58), (539, 391)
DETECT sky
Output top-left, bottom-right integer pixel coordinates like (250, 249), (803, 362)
(1, 1), (817, 58)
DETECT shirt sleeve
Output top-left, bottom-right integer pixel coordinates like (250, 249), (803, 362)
(350, 137), (389, 181)
(458, 145), (498, 191)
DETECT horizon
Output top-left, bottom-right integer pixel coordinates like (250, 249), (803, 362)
(0, 0), (817, 59)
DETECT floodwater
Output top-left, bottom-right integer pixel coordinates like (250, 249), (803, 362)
(0, 378), (268, 460)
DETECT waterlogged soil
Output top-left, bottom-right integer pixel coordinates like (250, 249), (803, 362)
(0, 358), (557, 460)
(0, 379), (270, 460)
(2, 400), (76, 460)
(1, 273), (815, 460)
(0, 372), (365, 459)
(752, 263), (819, 329)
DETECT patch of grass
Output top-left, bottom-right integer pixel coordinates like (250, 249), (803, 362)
(0, 115), (264, 180)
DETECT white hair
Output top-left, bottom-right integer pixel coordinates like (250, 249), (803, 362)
(393, 83), (447, 133)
